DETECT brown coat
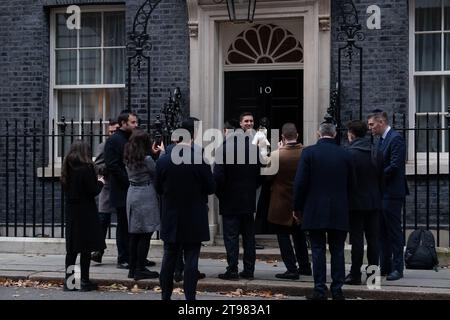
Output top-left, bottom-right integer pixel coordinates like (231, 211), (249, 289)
(267, 143), (303, 227)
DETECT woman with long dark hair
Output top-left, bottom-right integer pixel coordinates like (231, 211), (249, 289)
(124, 130), (160, 280)
(61, 140), (106, 291)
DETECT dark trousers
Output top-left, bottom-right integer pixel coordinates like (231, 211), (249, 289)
(222, 214), (256, 274)
(160, 242), (201, 301)
(129, 232), (152, 272)
(115, 207), (129, 264)
(97, 212), (111, 254)
(175, 250), (184, 274)
(380, 198), (404, 274)
(65, 251), (91, 282)
(309, 230), (347, 297)
(349, 210), (379, 276)
(277, 224), (310, 273)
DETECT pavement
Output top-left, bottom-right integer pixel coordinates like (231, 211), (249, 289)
(1, 244), (450, 300)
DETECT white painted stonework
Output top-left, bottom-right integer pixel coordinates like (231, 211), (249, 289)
(187, 0), (331, 240)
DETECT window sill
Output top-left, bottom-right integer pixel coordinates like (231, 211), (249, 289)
(406, 161), (449, 175)
(37, 165), (61, 178)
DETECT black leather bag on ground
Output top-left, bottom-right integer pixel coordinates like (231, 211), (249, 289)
(404, 228), (439, 271)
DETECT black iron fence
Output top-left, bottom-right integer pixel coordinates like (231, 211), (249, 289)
(1, 114), (450, 247)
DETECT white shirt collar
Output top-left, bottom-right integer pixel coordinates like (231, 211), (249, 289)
(382, 126), (391, 140)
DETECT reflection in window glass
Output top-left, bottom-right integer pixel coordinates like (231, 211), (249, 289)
(82, 89), (103, 121)
(416, 34), (441, 71)
(416, 76), (441, 113)
(56, 50), (77, 85)
(415, 0), (441, 31)
(104, 49), (125, 84)
(56, 14), (76, 48)
(104, 12), (125, 47)
(79, 49), (101, 84)
(80, 13), (101, 47)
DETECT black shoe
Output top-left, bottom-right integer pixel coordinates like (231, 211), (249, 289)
(91, 252), (103, 264)
(116, 262), (129, 269)
(218, 270), (239, 280)
(332, 292), (346, 300)
(145, 259), (156, 267)
(134, 268), (159, 280)
(386, 270), (403, 281)
(255, 244), (265, 250)
(128, 270), (135, 279)
(275, 270), (299, 280)
(174, 272), (183, 283)
(306, 292), (328, 300)
(298, 267), (313, 276)
(344, 273), (362, 285)
(197, 271), (206, 280)
(79, 280), (98, 292)
(239, 271), (254, 280)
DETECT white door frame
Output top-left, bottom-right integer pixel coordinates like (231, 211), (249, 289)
(187, 0), (331, 241)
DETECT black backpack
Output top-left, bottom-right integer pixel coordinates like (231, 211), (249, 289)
(404, 228), (439, 271)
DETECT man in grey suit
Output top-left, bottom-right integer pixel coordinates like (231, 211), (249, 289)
(91, 120), (119, 264)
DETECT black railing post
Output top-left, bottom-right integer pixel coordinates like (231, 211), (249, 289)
(426, 113), (430, 230)
(41, 119), (46, 237)
(23, 120), (28, 237)
(60, 116), (67, 238)
(51, 119), (55, 238)
(436, 113), (441, 245)
(446, 107), (450, 247)
(414, 113), (418, 230)
(14, 120), (18, 237)
(32, 120), (36, 237)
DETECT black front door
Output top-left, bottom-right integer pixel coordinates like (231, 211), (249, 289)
(224, 70), (303, 141)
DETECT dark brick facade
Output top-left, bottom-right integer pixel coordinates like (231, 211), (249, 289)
(331, 0), (409, 123)
(0, 0), (190, 230)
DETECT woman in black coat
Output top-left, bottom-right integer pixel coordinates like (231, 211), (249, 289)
(61, 140), (106, 291)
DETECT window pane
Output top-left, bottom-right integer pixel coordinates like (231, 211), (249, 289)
(416, 115), (440, 152)
(445, 0), (450, 30)
(82, 124), (101, 156)
(104, 49), (125, 84)
(446, 76), (450, 111)
(80, 12), (101, 47)
(56, 50), (77, 85)
(415, 34), (441, 71)
(104, 12), (125, 46)
(416, 76), (441, 113)
(56, 14), (77, 48)
(59, 125), (80, 157)
(105, 89), (125, 122)
(57, 90), (79, 121)
(446, 34), (450, 70)
(81, 89), (103, 121)
(80, 49), (101, 84)
(415, 0), (442, 31)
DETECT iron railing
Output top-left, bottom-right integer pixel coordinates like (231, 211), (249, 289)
(0, 114), (450, 247)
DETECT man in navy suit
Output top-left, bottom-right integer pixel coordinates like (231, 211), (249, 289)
(155, 119), (215, 300)
(294, 121), (354, 300)
(367, 110), (408, 281)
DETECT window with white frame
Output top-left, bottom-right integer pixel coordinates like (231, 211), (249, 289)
(51, 6), (126, 156)
(413, 0), (450, 153)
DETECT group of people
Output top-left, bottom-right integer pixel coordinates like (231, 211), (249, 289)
(61, 108), (407, 301)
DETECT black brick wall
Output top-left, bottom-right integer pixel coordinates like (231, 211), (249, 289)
(0, 0), (190, 232)
(331, 0), (409, 123)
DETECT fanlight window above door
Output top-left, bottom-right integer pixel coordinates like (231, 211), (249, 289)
(226, 24), (303, 65)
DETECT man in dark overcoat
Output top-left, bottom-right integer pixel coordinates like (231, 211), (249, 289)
(155, 120), (215, 300)
(294, 121), (354, 300)
(214, 113), (262, 280)
(104, 110), (137, 269)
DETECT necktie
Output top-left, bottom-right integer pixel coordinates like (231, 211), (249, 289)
(378, 137), (384, 150)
